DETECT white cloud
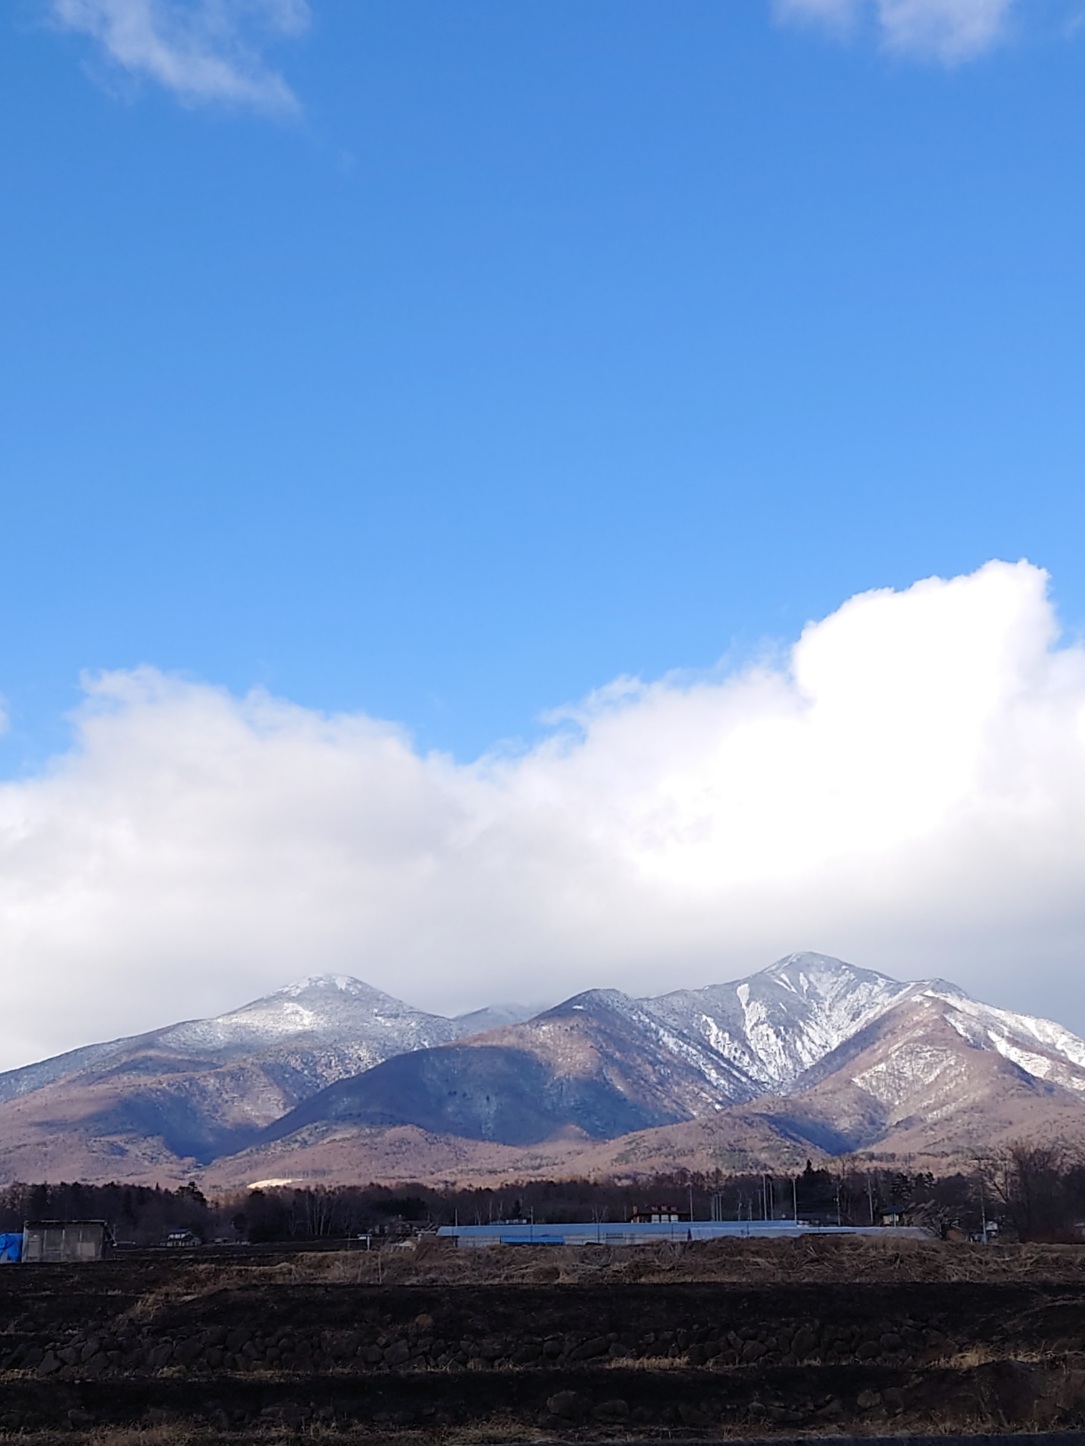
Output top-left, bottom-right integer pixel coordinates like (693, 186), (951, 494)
(776, 0), (1018, 61)
(2, 559), (1085, 1069)
(878, 0), (1015, 60)
(774, 0), (862, 33)
(49, 0), (310, 113)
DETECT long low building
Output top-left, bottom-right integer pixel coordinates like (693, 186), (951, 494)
(436, 1220), (932, 1248)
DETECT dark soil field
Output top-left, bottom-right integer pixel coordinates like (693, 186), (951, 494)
(2, 1237), (1085, 1442)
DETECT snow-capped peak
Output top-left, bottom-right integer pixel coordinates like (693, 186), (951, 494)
(279, 974), (369, 996)
(645, 952), (913, 1092)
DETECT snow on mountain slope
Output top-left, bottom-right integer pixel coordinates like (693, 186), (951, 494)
(0, 976), (477, 1172)
(772, 991), (1085, 1156)
(639, 953), (1085, 1109)
(4, 953), (1085, 1181)
(149, 974), (465, 1088)
(0, 975), (484, 1109)
(0, 1038), (136, 1106)
(230, 959), (1085, 1178)
(643, 952), (915, 1091)
(483, 987), (760, 1114)
(790, 984), (1085, 1114)
(915, 986), (1085, 1095)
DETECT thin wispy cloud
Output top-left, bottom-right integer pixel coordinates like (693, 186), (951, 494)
(41, 0), (1064, 114)
(775, 0), (1018, 62)
(49, 0), (310, 113)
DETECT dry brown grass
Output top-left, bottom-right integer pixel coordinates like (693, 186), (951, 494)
(425, 1419), (551, 1444)
(238, 1232), (1085, 1290)
(85, 1234), (1085, 1318)
(608, 1354), (693, 1371)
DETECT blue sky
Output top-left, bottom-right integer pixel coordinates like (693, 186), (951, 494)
(5, 0), (1085, 764)
(4, 0), (1085, 1061)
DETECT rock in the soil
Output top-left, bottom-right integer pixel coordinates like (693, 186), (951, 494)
(679, 1402), (714, 1426)
(569, 1335), (610, 1361)
(792, 1326), (818, 1356)
(546, 1390), (587, 1420)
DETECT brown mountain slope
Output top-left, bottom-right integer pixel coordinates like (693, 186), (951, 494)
(202, 1109), (817, 1191)
(203, 994), (1085, 1189)
(255, 989), (759, 1152)
(0, 1057), (298, 1186)
(758, 994), (1085, 1160)
(8, 960), (1085, 1189)
(0, 976), (495, 1184)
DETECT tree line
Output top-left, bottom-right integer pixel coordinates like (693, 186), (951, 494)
(0, 1143), (1081, 1245)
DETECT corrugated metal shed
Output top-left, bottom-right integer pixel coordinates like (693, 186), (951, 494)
(21, 1221), (110, 1263)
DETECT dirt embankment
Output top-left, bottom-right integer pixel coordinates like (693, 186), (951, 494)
(1, 1238), (1085, 1442)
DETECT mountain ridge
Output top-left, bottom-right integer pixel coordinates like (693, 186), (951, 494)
(1, 952), (1082, 1186)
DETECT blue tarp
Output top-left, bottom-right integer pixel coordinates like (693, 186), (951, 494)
(0, 1234), (22, 1263)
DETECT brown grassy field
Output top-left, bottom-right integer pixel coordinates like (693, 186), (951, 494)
(2, 1236), (1085, 1442)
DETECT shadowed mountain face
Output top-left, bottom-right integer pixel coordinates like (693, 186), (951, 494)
(260, 1042), (681, 1147)
(259, 983), (767, 1148)
(3, 953), (1085, 1183)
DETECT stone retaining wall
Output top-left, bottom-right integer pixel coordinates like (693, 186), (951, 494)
(0, 1264), (1082, 1436)
(9, 1312), (970, 1381)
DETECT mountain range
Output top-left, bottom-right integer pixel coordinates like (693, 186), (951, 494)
(1, 953), (1083, 1188)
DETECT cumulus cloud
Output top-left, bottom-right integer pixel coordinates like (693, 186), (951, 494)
(49, 0), (310, 113)
(775, 0), (1018, 61)
(2, 559), (1085, 1069)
